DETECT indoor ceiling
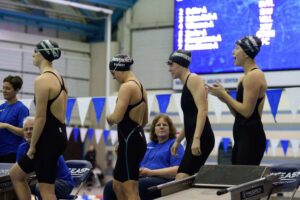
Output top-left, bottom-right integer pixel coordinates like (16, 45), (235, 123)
(0, 0), (138, 42)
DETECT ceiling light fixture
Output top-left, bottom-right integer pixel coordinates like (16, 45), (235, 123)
(42, 0), (113, 15)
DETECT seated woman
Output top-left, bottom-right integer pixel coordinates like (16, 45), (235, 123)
(104, 114), (185, 200)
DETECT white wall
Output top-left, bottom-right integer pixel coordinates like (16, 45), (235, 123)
(0, 21), (84, 41)
(0, 30), (91, 124)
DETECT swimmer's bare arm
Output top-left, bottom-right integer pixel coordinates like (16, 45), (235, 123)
(27, 76), (48, 159)
(106, 83), (131, 125)
(190, 74), (207, 156)
(171, 129), (184, 156)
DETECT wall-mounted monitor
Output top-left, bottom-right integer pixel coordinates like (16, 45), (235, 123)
(173, 0), (300, 89)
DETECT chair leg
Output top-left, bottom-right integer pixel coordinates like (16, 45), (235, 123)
(289, 187), (299, 200)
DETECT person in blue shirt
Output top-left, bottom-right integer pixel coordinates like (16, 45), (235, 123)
(15, 116), (74, 199)
(0, 75), (29, 163)
(104, 114), (185, 200)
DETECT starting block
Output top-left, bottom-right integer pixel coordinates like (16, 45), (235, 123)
(217, 163), (300, 199)
(150, 164), (300, 200)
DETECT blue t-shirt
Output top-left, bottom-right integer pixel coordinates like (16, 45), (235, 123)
(17, 142), (74, 188)
(140, 138), (184, 170)
(0, 101), (29, 155)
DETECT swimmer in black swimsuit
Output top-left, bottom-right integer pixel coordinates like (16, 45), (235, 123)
(167, 50), (215, 180)
(208, 35), (267, 165)
(10, 39), (68, 200)
(106, 54), (148, 200)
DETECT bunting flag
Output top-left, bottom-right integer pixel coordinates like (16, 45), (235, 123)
(19, 99), (33, 110)
(229, 90), (237, 100)
(265, 139), (270, 154)
(107, 96), (117, 114)
(280, 140), (289, 156)
(172, 93), (184, 123)
(92, 97), (106, 124)
(181, 138), (187, 148)
(77, 97), (91, 126)
(87, 128), (94, 141)
(209, 95), (224, 122)
(285, 88), (300, 117)
(80, 128), (88, 142)
(214, 136), (222, 151)
(222, 137), (231, 153)
(156, 94), (171, 113)
(144, 132), (151, 143)
(66, 126), (73, 140)
(66, 98), (76, 125)
(147, 94), (155, 119)
(290, 139), (300, 157)
(110, 130), (118, 145)
(0, 99), (5, 105)
(72, 127), (80, 142)
(94, 129), (103, 144)
(266, 89), (283, 122)
(270, 139), (280, 156)
(103, 129), (110, 145)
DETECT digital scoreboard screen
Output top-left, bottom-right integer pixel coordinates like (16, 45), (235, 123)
(174, 0), (300, 74)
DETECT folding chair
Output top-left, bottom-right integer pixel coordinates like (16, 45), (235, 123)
(269, 163), (300, 200)
(58, 160), (93, 200)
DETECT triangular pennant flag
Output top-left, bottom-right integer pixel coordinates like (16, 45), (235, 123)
(103, 129), (110, 145)
(77, 97), (91, 126)
(280, 140), (289, 156)
(107, 96), (117, 114)
(94, 129), (103, 144)
(0, 99), (5, 105)
(270, 139), (280, 156)
(290, 139), (300, 157)
(222, 137), (231, 153)
(172, 93), (184, 123)
(92, 97), (106, 124)
(209, 95), (223, 122)
(266, 89), (283, 122)
(110, 130), (118, 145)
(80, 128), (88, 142)
(19, 99), (33, 110)
(156, 94), (171, 113)
(181, 138), (187, 148)
(147, 94), (155, 119)
(265, 139), (270, 154)
(66, 98), (76, 125)
(87, 128), (94, 141)
(72, 127), (80, 142)
(285, 88), (300, 117)
(144, 131), (151, 143)
(66, 126), (73, 140)
(214, 136), (222, 151)
(229, 90), (237, 100)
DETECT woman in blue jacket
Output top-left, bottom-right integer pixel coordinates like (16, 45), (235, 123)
(0, 75), (29, 163)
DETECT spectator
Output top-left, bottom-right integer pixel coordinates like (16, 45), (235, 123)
(104, 114), (185, 200)
(0, 75), (29, 163)
(15, 116), (74, 199)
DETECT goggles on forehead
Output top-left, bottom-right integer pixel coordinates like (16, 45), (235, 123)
(167, 60), (173, 65)
(34, 48), (60, 53)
